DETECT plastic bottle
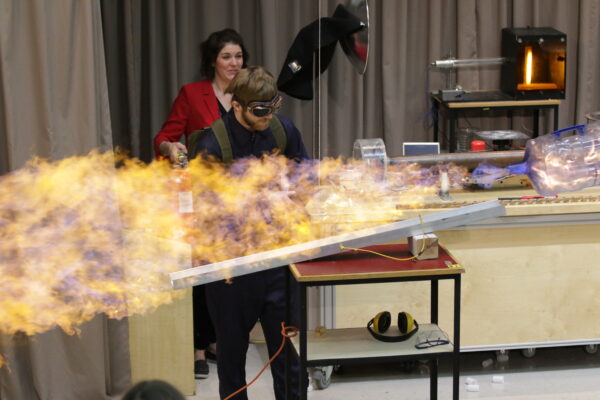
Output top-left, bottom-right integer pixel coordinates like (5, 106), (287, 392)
(473, 122), (600, 195)
(507, 122), (600, 195)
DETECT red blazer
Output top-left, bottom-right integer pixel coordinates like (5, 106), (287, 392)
(153, 79), (221, 158)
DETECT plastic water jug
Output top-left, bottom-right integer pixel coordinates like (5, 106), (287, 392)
(507, 122), (600, 195)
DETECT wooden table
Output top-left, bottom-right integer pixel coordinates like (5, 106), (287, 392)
(286, 243), (464, 400)
(335, 186), (600, 356)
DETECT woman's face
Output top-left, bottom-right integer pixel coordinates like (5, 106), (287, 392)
(214, 43), (243, 83)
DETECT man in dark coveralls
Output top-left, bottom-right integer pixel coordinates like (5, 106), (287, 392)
(194, 65), (308, 400)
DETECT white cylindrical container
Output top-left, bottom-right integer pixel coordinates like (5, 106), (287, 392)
(466, 384), (480, 392)
(465, 377), (477, 385)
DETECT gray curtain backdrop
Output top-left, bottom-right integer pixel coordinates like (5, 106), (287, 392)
(100, 0), (320, 161)
(1, 0), (600, 399)
(99, 0), (600, 164)
(0, 1), (129, 400)
(0, 0), (113, 171)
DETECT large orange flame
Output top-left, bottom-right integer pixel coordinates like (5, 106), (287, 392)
(0, 151), (468, 366)
(0, 152), (187, 338)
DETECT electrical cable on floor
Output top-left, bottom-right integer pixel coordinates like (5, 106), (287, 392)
(224, 322), (298, 400)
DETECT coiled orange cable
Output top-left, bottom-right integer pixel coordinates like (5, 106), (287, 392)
(224, 322), (299, 400)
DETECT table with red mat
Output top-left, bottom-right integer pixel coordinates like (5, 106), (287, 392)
(285, 243), (464, 400)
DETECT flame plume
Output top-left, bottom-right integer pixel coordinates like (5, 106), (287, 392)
(0, 150), (468, 365)
(0, 152), (187, 339)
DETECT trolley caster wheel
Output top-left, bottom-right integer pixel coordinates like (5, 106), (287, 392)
(399, 360), (418, 373)
(584, 344), (598, 354)
(417, 359), (430, 375)
(496, 349), (509, 363)
(310, 366), (333, 390)
(521, 348), (536, 358)
(333, 364), (344, 374)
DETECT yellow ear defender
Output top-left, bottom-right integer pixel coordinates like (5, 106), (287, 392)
(398, 311), (415, 334)
(367, 311), (419, 342)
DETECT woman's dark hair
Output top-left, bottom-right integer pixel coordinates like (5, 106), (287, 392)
(122, 380), (185, 400)
(200, 28), (249, 80)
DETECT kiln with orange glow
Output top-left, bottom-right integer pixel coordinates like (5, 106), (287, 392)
(501, 27), (566, 99)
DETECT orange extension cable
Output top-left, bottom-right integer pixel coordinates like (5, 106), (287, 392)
(224, 322), (299, 400)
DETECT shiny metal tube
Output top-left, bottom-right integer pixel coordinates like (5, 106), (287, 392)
(389, 150), (525, 169)
(431, 57), (507, 69)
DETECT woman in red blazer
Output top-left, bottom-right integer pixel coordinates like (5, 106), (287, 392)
(153, 28), (248, 380)
(154, 28), (249, 162)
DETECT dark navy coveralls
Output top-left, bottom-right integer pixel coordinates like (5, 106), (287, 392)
(195, 109), (308, 400)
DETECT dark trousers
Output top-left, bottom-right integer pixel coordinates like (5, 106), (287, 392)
(206, 267), (301, 400)
(193, 284), (216, 350)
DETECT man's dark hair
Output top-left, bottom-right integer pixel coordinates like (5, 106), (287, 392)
(226, 66), (278, 106)
(200, 28), (249, 80)
(122, 380), (185, 400)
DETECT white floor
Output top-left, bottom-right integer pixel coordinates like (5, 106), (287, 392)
(188, 344), (600, 400)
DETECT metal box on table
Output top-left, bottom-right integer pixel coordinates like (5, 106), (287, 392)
(501, 27), (566, 100)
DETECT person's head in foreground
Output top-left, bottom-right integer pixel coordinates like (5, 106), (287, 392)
(122, 379), (185, 400)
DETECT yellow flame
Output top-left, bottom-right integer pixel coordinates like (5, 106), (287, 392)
(0, 152), (188, 337)
(0, 151), (468, 347)
(525, 46), (533, 85)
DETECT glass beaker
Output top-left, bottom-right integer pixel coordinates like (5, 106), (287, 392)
(457, 127), (478, 152)
(352, 138), (388, 181)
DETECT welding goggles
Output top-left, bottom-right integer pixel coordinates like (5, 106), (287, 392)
(414, 328), (450, 349)
(245, 95), (283, 117)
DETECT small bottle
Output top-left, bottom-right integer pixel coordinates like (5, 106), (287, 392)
(172, 153), (192, 213)
(171, 153), (194, 240)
